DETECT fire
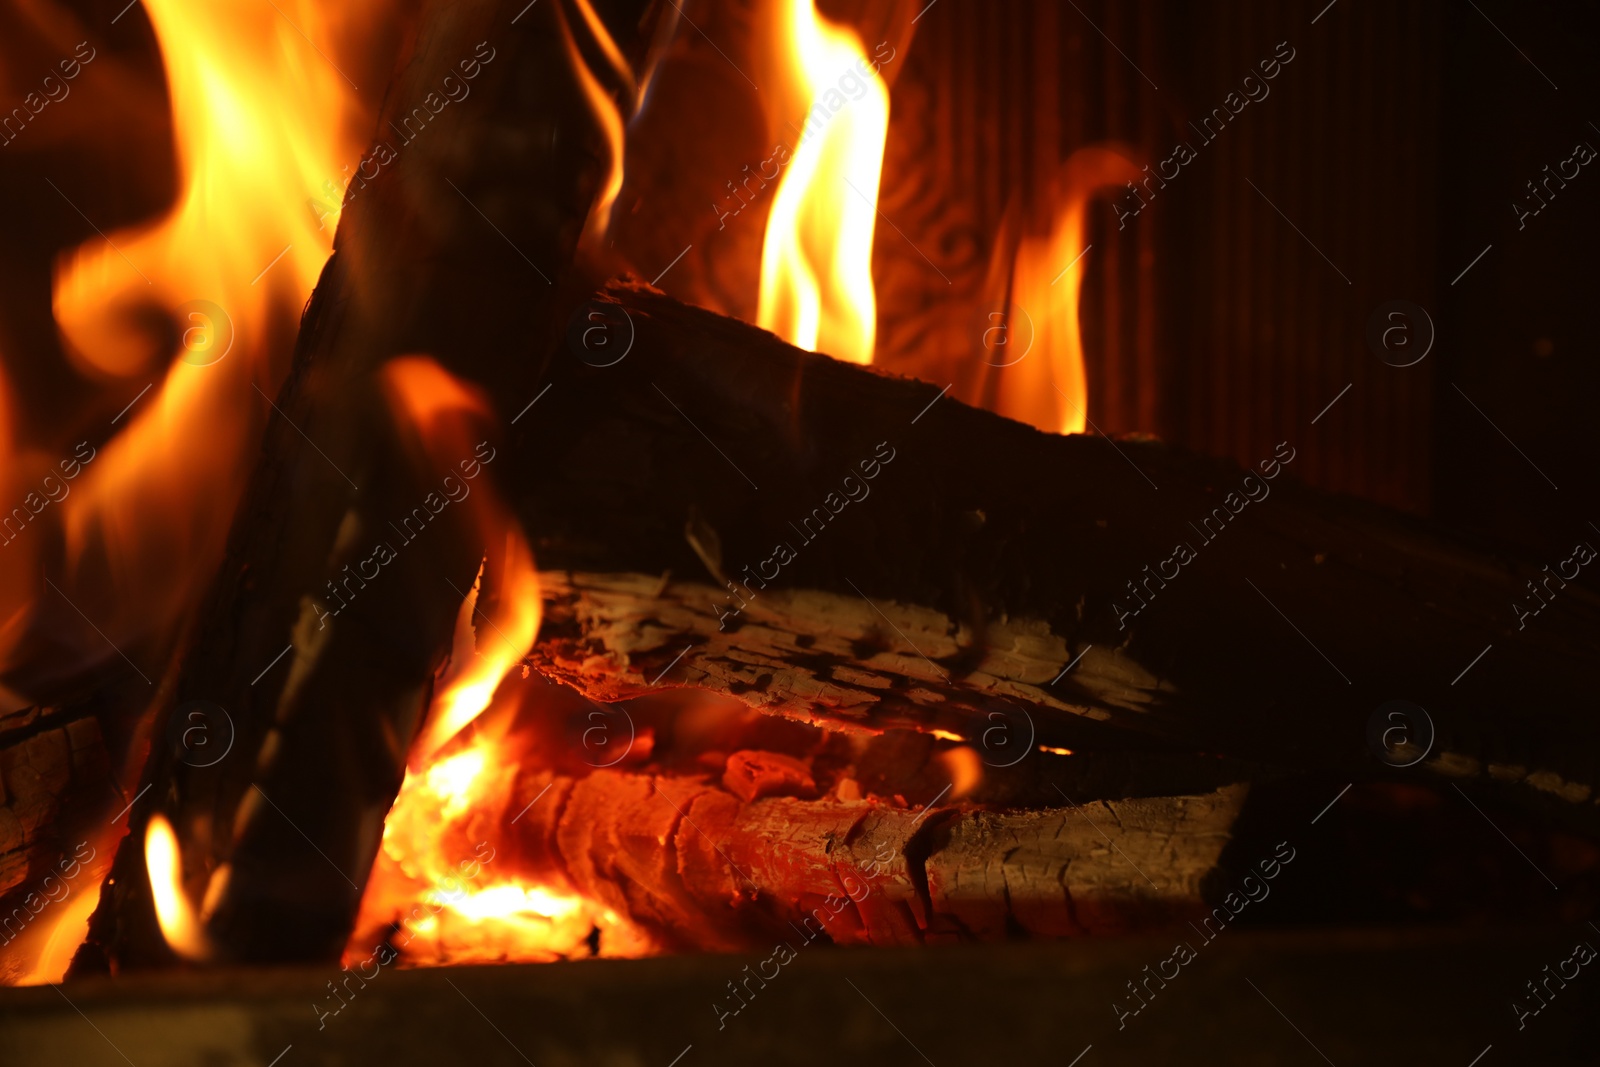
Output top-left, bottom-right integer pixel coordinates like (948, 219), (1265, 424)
(561, 0), (631, 245)
(349, 359), (633, 966)
(756, 0), (890, 365)
(379, 357), (543, 765)
(0, 0), (374, 678)
(350, 622), (645, 965)
(350, 707), (639, 966)
(983, 146), (1140, 434)
(145, 814), (212, 961)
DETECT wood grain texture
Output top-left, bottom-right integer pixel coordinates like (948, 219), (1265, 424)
(510, 280), (1600, 829)
(500, 767), (1245, 951)
(79, 0), (663, 971)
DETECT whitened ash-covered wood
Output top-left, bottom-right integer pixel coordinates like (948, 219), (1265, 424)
(530, 570), (1167, 752)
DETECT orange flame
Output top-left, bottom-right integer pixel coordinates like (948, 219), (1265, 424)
(378, 357), (542, 766)
(0, 0), (373, 679)
(145, 814), (212, 961)
(350, 727), (638, 967)
(756, 0), (890, 365)
(985, 146), (1140, 434)
(937, 745), (984, 800)
(348, 359), (630, 965)
(562, 0), (632, 245)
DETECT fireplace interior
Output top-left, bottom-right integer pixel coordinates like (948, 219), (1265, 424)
(1, 0), (1598, 1064)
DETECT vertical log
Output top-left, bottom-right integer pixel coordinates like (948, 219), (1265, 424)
(77, 0), (663, 971)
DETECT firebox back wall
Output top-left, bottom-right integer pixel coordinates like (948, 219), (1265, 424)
(878, 0), (1440, 513)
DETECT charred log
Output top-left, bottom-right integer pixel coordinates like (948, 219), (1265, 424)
(78, 0), (664, 972)
(380, 764), (1247, 955)
(72, 0), (1600, 980)
(508, 280), (1600, 829)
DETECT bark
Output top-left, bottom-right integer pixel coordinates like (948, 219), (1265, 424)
(78, 0), (664, 971)
(0, 705), (111, 900)
(0, 702), (118, 984)
(444, 765), (1247, 952)
(509, 280), (1600, 826)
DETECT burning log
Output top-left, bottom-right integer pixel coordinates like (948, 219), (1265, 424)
(511, 280), (1600, 821)
(557, 772), (1245, 947)
(0, 705), (110, 902)
(0, 702), (121, 985)
(78, 0), (666, 971)
(355, 753), (1247, 961)
(71, 0), (1598, 981)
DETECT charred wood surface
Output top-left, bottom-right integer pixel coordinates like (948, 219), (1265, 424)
(513, 281), (1600, 825)
(489, 768), (1245, 951)
(80, 0), (663, 971)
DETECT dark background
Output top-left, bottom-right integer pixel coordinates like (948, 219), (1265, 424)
(12, 0), (1593, 559)
(881, 0), (1599, 558)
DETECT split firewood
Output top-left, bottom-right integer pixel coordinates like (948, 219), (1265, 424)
(74, 0), (1600, 981)
(78, 0), (666, 972)
(0, 704), (111, 900)
(508, 280), (1600, 828)
(0, 701), (121, 984)
(372, 761), (1247, 956)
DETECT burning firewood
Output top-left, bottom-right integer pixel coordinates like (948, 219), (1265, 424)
(344, 681), (1251, 965)
(502, 770), (1246, 950)
(75, 0), (666, 971)
(60, 0), (1600, 982)
(513, 279), (1600, 823)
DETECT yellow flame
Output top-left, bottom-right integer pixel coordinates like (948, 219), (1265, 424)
(562, 0), (630, 243)
(352, 729), (647, 965)
(413, 541), (541, 764)
(988, 146), (1140, 434)
(145, 814), (211, 961)
(348, 356), (620, 965)
(424, 747), (490, 821)
(377, 357), (543, 766)
(26, 0), (369, 673)
(23, 890), (100, 985)
(450, 883), (582, 923)
(756, 0), (889, 364)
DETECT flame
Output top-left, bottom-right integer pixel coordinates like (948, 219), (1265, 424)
(24, 889), (100, 985)
(351, 724), (641, 966)
(561, 0), (631, 244)
(348, 359), (631, 965)
(0, 0), (372, 680)
(984, 146), (1140, 434)
(379, 357), (542, 765)
(145, 814), (212, 961)
(756, 0), (890, 364)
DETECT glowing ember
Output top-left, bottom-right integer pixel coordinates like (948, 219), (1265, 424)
(351, 714), (643, 966)
(349, 358), (629, 966)
(756, 0), (890, 365)
(937, 745), (984, 799)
